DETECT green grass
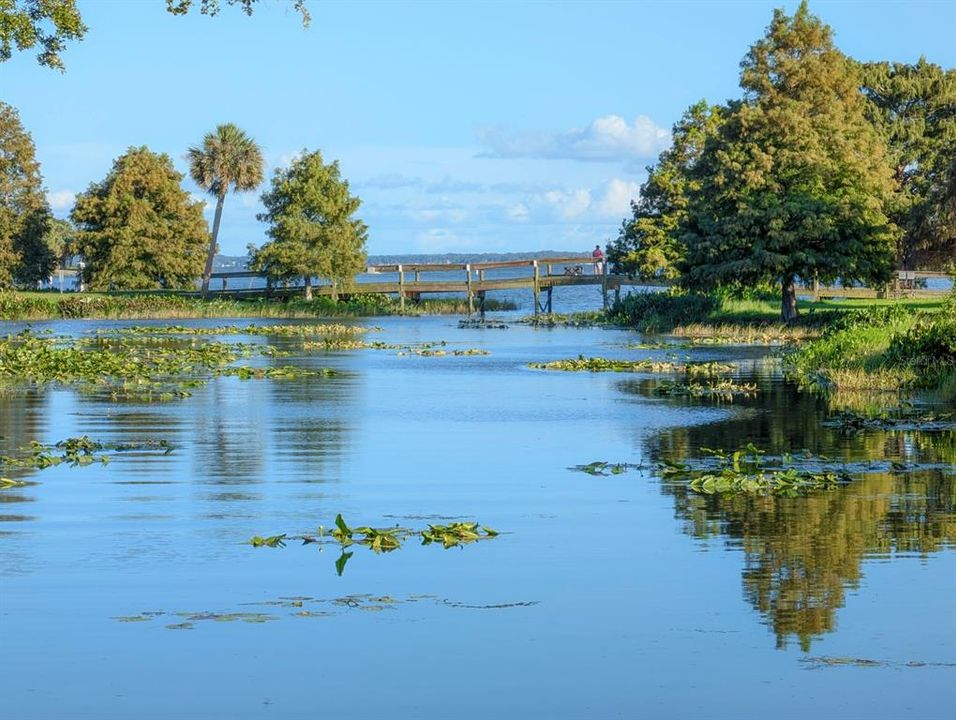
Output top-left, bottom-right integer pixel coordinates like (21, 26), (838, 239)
(609, 290), (947, 336)
(0, 291), (516, 321)
(784, 298), (956, 395)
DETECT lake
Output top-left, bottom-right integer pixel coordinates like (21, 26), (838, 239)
(1, 315), (953, 719)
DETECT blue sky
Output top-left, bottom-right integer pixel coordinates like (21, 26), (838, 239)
(6, 0), (955, 256)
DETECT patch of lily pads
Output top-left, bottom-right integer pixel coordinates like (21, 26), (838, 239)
(529, 355), (736, 375)
(1, 436), (174, 487)
(658, 444), (853, 497)
(0, 330), (340, 402)
(652, 379), (759, 399)
(249, 514), (500, 575)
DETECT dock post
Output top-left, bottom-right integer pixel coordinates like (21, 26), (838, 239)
(546, 285), (553, 314)
(222, 276), (227, 291)
(466, 264), (474, 314)
(398, 264), (405, 313)
(602, 260), (609, 311)
(533, 260), (540, 317)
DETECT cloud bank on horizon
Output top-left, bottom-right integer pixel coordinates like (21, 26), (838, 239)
(474, 115), (671, 162)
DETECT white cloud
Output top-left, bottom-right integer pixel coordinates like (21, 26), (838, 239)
(594, 178), (639, 217)
(475, 114), (670, 162)
(47, 189), (76, 210)
(508, 202), (530, 222)
(542, 188), (593, 219)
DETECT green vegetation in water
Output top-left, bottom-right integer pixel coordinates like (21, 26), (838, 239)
(1, 436), (173, 476)
(458, 318), (509, 329)
(249, 534), (287, 548)
(399, 346), (490, 357)
(823, 409), (955, 432)
(0, 291), (516, 321)
(529, 355), (735, 375)
(250, 513), (501, 573)
(0, 330), (339, 401)
(101, 323), (373, 337)
(218, 366), (337, 380)
(652, 379), (759, 400)
(658, 444), (852, 497)
(570, 461), (644, 476)
(516, 311), (607, 327)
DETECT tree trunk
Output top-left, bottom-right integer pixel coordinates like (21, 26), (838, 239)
(781, 275), (799, 324)
(201, 191), (226, 298)
(304, 275), (312, 301)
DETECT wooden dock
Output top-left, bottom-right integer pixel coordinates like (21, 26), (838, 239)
(207, 257), (666, 315)
(202, 258), (950, 315)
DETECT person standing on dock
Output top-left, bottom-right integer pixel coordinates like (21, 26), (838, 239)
(592, 244), (604, 275)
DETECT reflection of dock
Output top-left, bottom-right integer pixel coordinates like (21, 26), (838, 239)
(204, 259), (950, 315)
(208, 257), (665, 315)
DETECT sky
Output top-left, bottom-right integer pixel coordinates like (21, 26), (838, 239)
(4, 0), (956, 257)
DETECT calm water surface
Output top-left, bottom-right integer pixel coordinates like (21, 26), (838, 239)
(1, 315), (953, 719)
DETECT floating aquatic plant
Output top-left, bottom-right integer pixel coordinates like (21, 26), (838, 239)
(99, 323), (374, 338)
(249, 534), (287, 548)
(569, 461), (644, 476)
(0, 436), (174, 476)
(420, 521), (498, 548)
(658, 444), (853, 497)
(250, 513), (501, 574)
(652, 379), (759, 399)
(529, 355), (735, 375)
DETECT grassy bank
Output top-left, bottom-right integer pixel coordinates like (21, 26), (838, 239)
(608, 290), (947, 338)
(784, 299), (956, 396)
(0, 291), (516, 321)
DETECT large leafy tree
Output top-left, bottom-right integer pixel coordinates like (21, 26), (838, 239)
(681, 1), (898, 322)
(0, 0), (86, 71)
(1, 0), (307, 71)
(251, 149), (367, 300)
(71, 146), (209, 290)
(188, 123), (264, 296)
(860, 59), (956, 270)
(0, 101), (54, 287)
(609, 100), (724, 280)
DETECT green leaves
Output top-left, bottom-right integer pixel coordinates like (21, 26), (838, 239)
(71, 146), (209, 290)
(251, 514), (502, 574)
(419, 522), (498, 549)
(0, 435), (173, 477)
(529, 355), (736, 375)
(681, 2), (898, 321)
(253, 149), (367, 296)
(659, 445), (852, 497)
(249, 534), (287, 548)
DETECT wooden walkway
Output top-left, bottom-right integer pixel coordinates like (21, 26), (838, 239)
(204, 258), (950, 314)
(208, 257), (663, 314)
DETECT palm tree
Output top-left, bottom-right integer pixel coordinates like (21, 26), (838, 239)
(188, 123), (264, 295)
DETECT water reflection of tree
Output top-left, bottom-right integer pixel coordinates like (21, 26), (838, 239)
(635, 380), (956, 651)
(0, 389), (48, 477)
(0, 389), (49, 526)
(264, 361), (356, 483)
